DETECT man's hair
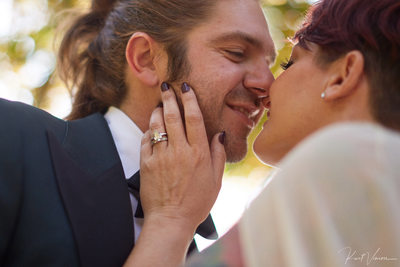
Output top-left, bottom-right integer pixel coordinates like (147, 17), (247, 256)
(58, 0), (217, 120)
(295, 0), (400, 130)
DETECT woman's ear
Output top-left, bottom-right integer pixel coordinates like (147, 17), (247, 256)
(322, 50), (364, 101)
(125, 32), (160, 87)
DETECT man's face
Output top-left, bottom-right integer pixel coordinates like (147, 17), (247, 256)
(173, 0), (275, 162)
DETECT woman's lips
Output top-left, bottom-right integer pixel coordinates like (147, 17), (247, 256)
(263, 107), (271, 127)
(264, 100), (271, 120)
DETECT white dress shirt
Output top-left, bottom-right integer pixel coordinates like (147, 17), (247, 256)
(104, 106), (144, 242)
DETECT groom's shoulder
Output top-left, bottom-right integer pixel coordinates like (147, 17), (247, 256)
(0, 98), (66, 138)
(0, 97), (63, 120)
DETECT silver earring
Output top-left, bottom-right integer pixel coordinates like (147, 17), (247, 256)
(321, 92), (326, 99)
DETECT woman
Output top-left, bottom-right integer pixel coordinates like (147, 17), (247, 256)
(125, 0), (400, 266)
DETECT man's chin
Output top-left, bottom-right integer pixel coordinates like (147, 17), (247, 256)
(224, 143), (248, 163)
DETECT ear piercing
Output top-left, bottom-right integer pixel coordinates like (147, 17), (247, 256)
(321, 91), (326, 99)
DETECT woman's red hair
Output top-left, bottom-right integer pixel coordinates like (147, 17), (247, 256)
(296, 0), (400, 129)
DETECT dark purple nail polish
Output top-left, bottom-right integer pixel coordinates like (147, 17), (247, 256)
(219, 131), (226, 145)
(161, 82), (170, 92)
(181, 82), (190, 93)
(156, 102), (163, 108)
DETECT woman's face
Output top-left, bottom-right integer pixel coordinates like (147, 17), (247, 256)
(254, 43), (332, 166)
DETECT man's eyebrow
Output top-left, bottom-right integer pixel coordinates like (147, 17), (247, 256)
(210, 31), (276, 63)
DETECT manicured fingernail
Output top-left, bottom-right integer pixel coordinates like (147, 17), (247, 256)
(219, 131), (226, 145)
(181, 82), (190, 93)
(161, 82), (170, 92)
(156, 102), (163, 108)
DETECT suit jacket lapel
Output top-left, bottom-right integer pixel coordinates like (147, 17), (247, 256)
(48, 113), (134, 267)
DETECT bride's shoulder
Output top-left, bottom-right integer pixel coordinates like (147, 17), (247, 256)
(240, 122), (400, 267)
(282, 122), (400, 167)
(267, 121), (400, 194)
(313, 122), (399, 142)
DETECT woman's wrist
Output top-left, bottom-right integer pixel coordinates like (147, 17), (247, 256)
(143, 211), (197, 241)
(124, 213), (197, 267)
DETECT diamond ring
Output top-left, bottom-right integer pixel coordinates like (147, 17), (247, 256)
(151, 130), (168, 145)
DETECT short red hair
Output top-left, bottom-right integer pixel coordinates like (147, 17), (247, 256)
(295, 0), (400, 129)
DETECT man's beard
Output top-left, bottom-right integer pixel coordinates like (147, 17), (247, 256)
(166, 58), (249, 163)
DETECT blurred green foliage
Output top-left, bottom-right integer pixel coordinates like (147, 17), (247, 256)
(0, 0), (310, 177)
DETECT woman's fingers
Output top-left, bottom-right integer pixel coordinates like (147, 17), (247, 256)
(210, 132), (226, 187)
(140, 130), (152, 160)
(160, 82), (186, 146)
(180, 83), (208, 147)
(148, 105), (167, 152)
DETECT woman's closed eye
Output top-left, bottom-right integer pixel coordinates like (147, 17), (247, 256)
(280, 59), (294, 70)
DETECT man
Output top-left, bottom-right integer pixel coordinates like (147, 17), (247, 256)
(0, 0), (275, 266)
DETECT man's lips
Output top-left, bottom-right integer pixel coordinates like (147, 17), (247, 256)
(227, 104), (261, 128)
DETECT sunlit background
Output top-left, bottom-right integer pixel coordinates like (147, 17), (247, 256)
(0, 0), (317, 250)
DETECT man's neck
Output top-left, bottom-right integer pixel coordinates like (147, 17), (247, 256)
(119, 88), (160, 133)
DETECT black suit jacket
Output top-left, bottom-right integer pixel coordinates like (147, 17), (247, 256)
(0, 99), (216, 267)
(0, 98), (133, 267)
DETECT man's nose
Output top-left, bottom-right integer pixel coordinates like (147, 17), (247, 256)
(244, 61), (274, 99)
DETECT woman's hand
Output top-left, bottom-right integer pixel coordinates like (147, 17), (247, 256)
(124, 82), (226, 267)
(141, 82), (225, 230)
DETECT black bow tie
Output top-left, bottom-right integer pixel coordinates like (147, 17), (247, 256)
(126, 171), (144, 218)
(126, 171), (218, 240)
